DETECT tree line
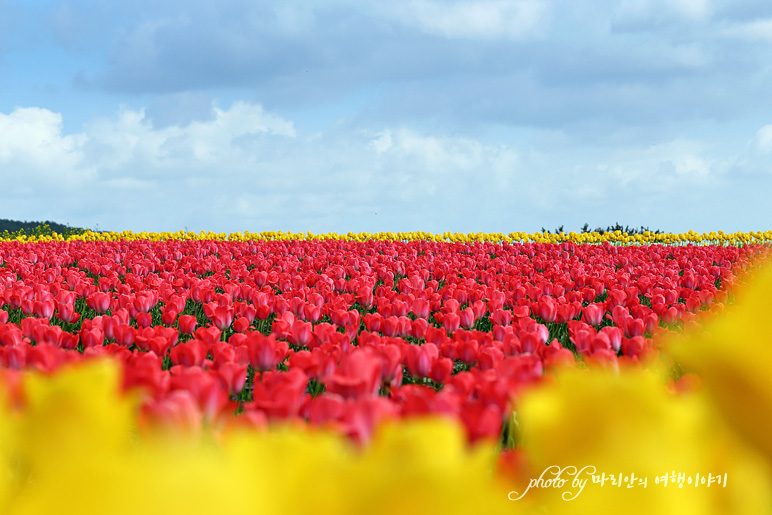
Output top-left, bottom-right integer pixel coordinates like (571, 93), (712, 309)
(541, 223), (663, 235)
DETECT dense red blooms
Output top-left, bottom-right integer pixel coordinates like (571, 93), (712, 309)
(0, 238), (762, 444)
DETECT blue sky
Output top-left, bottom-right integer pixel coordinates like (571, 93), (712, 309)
(1, 0), (771, 234)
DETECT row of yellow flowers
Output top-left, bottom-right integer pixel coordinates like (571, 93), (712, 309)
(3, 229), (772, 246)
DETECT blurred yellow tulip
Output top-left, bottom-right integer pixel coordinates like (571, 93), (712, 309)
(0, 361), (513, 515)
(515, 367), (771, 514)
(668, 262), (772, 467)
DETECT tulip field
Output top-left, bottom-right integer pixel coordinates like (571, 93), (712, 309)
(1, 229), (772, 514)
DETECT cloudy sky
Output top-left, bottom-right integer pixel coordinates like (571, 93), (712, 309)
(1, 0), (771, 235)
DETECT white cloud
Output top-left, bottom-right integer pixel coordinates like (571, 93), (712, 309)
(375, 128), (517, 172)
(0, 101), (301, 228)
(211, 102), (297, 138)
(381, 0), (550, 40)
(0, 107), (91, 188)
(103, 177), (155, 190)
(671, 0), (711, 22)
(754, 124), (772, 154)
(672, 153), (710, 177)
(370, 130), (393, 154)
(721, 18), (772, 43)
(269, 4), (319, 35)
(0, 102), (524, 232)
(2, 100), (770, 235)
(368, 128), (520, 197)
(614, 0), (711, 25)
(362, 128), (522, 205)
(668, 43), (712, 69)
(608, 139), (713, 191)
(81, 101), (296, 172)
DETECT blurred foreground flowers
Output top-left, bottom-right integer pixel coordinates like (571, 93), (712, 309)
(514, 368), (771, 514)
(0, 360), (510, 514)
(512, 260), (772, 514)
(2, 265), (772, 514)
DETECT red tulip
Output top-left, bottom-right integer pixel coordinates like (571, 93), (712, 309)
(685, 294), (702, 313)
(0, 324), (23, 346)
(363, 313), (382, 333)
(439, 312), (460, 334)
(598, 326), (623, 352)
(250, 368), (307, 419)
(429, 356), (453, 384)
(161, 308), (178, 326)
(459, 307), (475, 329)
(193, 326), (221, 346)
(355, 286), (374, 309)
(246, 332), (289, 372)
(211, 305), (234, 331)
(544, 347), (575, 369)
(1, 344), (27, 369)
(86, 291), (112, 313)
(142, 389), (203, 432)
(80, 327), (104, 348)
(535, 296), (557, 323)
(661, 305), (680, 325)
(381, 316), (400, 337)
(56, 303), (80, 324)
(113, 324), (135, 346)
(169, 367), (229, 421)
(490, 309), (513, 326)
(477, 346), (504, 370)
(136, 311), (152, 328)
(215, 362), (248, 395)
(234, 302), (257, 323)
(459, 402), (503, 443)
(307, 394), (347, 426)
(178, 314), (198, 335)
(341, 397), (397, 445)
(133, 291), (158, 313)
(411, 298), (430, 319)
(20, 299), (34, 316)
(303, 303), (322, 323)
(33, 299), (55, 320)
(512, 304), (530, 318)
(288, 320), (313, 347)
(456, 338), (479, 365)
(232, 316), (250, 333)
(325, 348), (382, 399)
(170, 339), (209, 367)
(582, 303), (604, 326)
(621, 336), (646, 359)
(555, 302), (579, 324)
(405, 342), (439, 379)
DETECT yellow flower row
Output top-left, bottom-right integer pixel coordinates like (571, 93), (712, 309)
(3, 229), (772, 246)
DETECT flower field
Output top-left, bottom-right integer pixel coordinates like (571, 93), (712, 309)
(1, 230), (771, 514)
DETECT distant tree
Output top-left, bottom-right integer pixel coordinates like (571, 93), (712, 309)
(0, 218), (90, 239)
(542, 222), (663, 235)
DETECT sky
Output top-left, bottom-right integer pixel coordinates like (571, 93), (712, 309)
(1, 0), (771, 235)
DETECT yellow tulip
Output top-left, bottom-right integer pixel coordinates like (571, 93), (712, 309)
(515, 367), (771, 514)
(668, 262), (772, 466)
(0, 361), (515, 515)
